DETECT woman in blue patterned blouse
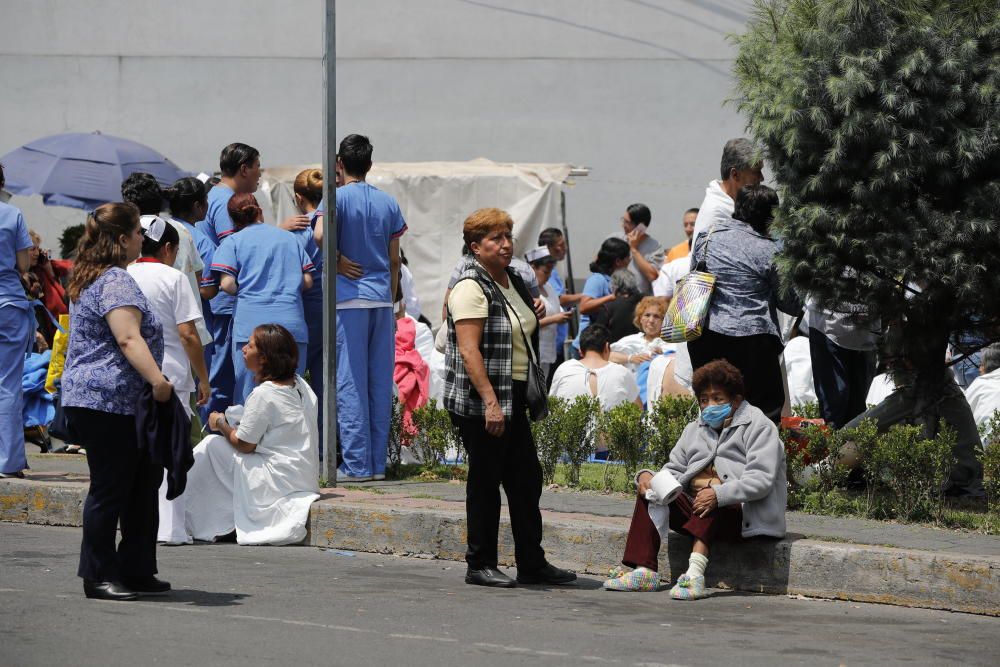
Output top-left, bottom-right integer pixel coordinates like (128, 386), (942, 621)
(62, 202), (173, 602)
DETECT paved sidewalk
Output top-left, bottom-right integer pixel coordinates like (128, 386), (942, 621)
(5, 453), (1000, 615)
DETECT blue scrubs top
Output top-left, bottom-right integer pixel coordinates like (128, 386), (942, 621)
(210, 224), (314, 343)
(294, 209), (323, 309)
(0, 202), (33, 308)
(572, 272), (612, 349)
(336, 182), (406, 304)
(200, 184), (236, 314)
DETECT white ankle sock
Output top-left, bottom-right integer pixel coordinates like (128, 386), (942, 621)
(686, 552), (708, 579)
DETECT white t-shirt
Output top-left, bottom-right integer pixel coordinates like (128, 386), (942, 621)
(652, 255), (693, 299)
(548, 359), (639, 409)
(965, 368), (1000, 444)
(128, 260), (203, 393)
(400, 263), (423, 321)
(866, 373), (896, 406)
(691, 179), (734, 247)
(782, 336), (817, 407)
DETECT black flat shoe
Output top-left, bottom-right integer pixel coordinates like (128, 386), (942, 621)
(465, 566), (516, 588)
(120, 575), (171, 594)
(516, 563), (577, 585)
(83, 580), (138, 601)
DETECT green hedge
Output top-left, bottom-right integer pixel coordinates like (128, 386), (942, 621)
(391, 396), (999, 532)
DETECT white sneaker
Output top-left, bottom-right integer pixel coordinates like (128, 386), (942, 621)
(338, 474), (374, 483)
(372, 473), (386, 481)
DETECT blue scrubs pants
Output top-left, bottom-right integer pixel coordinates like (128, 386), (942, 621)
(0, 303), (31, 473)
(336, 307), (394, 478)
(304, 297), (324, 441)
(207, 313), (235, 414)
(232, 337), (308, 405)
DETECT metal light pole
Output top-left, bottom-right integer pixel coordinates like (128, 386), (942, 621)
(321, 0), (337, 485)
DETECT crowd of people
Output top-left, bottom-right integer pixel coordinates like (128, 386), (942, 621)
(0, 131), (997, 601)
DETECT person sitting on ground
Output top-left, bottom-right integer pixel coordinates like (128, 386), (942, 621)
(609, 296), (673, 371)
(185, 323), (320, 545)
(646, 340), (695, 404)
(550, 324), (641, 411)
(965, 343), (1000, 445)
(836, 332), (984, 497)
(603, 359), (786, 598)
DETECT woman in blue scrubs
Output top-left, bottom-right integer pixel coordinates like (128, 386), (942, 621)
(0, 164), (34, 478)
(290, 169), (324, 427)
(209, 193), (314, 406)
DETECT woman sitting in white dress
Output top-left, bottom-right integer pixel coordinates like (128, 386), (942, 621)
(609, 296), (673, 370)
(185, 323), (320, 545)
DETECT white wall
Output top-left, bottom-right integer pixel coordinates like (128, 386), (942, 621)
(0, 0), (752, 281)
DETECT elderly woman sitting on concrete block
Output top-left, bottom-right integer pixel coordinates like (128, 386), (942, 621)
(603, 359), (786, 599)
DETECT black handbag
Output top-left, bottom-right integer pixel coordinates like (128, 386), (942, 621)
(495, 286), (549, 422)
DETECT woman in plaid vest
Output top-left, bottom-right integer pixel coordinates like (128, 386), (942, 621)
(444, 208), (577, 589)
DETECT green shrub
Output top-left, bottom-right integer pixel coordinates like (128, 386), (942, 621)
(791, 402), (821, 419)
(531, 396), (570, 485)
(598, 402), (650, 490)
(864, 421), (956, 523)
(978, 421), (1000, 515)
(979, 409), (1000, 449)
(410, 399), (457, 467)
(646, 395), (697, 470)
(386, 396), (404, 479)
(562, 395), (600, 487)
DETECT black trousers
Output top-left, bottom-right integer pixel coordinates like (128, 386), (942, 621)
(67, 407), (162, 582)
(688, 330), (784, 423)
(808, 328), (877, 428)
(450, 382), (546, 572)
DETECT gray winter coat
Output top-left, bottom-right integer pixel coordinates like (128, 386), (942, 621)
(646, 400), (787, 538)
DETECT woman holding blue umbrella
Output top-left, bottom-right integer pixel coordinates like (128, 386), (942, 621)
(0, 163), (34, 479)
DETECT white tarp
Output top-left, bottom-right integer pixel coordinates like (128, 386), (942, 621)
(259, 159), (572, 327)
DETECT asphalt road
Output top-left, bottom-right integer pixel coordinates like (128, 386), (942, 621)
(2, 523), (997, 667)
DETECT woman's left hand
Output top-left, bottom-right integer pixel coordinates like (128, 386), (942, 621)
(692, 487), (718, 517)
(208, 411), (226, 432)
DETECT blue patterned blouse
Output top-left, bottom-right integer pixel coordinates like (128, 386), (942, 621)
(62, 267), (164, 416)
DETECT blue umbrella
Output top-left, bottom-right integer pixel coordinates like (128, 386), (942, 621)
(0, 131), (189, 211)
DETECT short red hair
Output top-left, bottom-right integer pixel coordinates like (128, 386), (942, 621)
(227, 193), (262, 231)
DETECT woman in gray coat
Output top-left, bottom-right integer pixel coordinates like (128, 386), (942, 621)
(604, 359), (786, 599)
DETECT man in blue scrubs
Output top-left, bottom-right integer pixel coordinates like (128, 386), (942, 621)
(336, 135), (405, 482)
(197, 143), (261, 415)
(0, 164), (34, 478)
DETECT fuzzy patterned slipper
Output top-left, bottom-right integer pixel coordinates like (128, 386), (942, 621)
(608, 565), (632, 579)
(669, 573), (708, 600)
(603, 566), (660, 592)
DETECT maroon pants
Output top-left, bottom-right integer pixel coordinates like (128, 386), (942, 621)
(622, 492), (743, 571)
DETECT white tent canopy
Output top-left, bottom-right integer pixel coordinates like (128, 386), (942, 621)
(259, 159), (574, 327)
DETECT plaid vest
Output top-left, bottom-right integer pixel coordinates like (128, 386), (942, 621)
(443, 262), (539, 418)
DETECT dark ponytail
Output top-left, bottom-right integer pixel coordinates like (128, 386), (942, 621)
(165, 177), (208, 219)
(589, 237), (630, 276)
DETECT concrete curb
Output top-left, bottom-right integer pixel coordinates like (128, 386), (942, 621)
(3, 479), (998, 616)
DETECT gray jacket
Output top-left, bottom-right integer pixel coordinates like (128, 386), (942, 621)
(643, 400), (787, 538)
